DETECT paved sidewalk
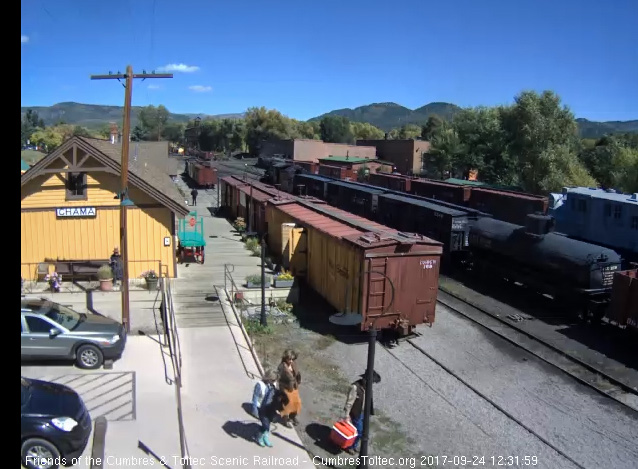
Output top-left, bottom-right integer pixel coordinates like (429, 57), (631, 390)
(171, 179), (316, 468)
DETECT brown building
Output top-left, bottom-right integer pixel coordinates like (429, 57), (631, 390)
(259, 139), (377, 162)
(356, 139), (431, 175)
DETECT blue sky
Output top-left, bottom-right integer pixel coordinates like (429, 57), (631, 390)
(21, 0), (638, 121)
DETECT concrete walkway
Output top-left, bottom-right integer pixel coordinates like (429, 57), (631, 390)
(171, 179), (316, 467)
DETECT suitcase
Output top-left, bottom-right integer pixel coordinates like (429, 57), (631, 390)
(330, 419), (358, 450)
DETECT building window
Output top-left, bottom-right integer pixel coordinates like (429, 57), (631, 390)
(66, 172), (87, 200)
(631, 216), (638, 230)
(614, 205), (622, 220)
(604, 203), (611, 217)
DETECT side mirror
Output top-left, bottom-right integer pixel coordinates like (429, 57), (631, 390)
(49, 328), (61, 338)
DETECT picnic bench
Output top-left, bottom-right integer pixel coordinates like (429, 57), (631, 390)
(42, 259), (110, 282)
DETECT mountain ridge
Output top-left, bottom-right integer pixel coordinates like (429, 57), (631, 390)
(21, 101), (638, 139)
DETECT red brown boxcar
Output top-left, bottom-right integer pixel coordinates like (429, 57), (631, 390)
(468, 187), (548, 225)
(607, 269), (638, 331)
(369, 172), (412, 193)
(266, 198), (443, 334)
(410, 179), (472, 205)
(318, 164), (354, 181)
(188, 162), (218, 188)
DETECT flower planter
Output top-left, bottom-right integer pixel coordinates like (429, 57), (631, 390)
(274, 278), (294, 288)
(99, 279), (113, 292)
(145, 277), (159, 291)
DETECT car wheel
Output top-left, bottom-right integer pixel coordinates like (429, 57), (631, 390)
(21, 438), (61, 469)
(76, 344), (104, 369)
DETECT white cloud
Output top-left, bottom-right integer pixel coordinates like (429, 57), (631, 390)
(189, 85), (212, 93)
(21, 35), (29, 43)
(147, 84), (161, 90)
(157, 63), (199, 73)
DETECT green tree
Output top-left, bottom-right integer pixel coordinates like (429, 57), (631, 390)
(295, 120), (321, 139)
(163, 122), (186, 144)
(501, 90), (579, 193)
(421, 115), (443, 140)
(537, 144), (597, 193)
(452, 107), (515, 185)
(21, 110), (46, 148)
(137, 105), (170, 141)
(397, 124), (422, 140)
(610, 146), (638, 193)
(244, 107), (298, 155)
(30, 127), (64, 152)
(319, 115), (354, 144)
(351, 122), (385, 140)
(426, 123), (466, 179)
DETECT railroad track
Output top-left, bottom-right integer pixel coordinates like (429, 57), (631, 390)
(433, 289), (638, 413)
(213, 160), (263, 180)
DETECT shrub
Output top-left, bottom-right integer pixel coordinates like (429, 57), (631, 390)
(233, 217), (246, 232)
(246, 274), (271, 285)
(245, 237), (260, 251)
(97, 265), (113, 280)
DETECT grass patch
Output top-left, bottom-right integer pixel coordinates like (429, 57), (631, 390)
(242, 317), (273, 335)
(315, 334), (336, 351)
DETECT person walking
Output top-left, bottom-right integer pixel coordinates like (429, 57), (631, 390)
(109, 248), (123, 287)
(191, 188), (198, 206)
(256, 380), (289, 448)
(343, 371), (381, 454)
(277, 350), (302, 427)
(251, 369), (278, 419)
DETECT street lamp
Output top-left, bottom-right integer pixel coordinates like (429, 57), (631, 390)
(329, 270), (395, 469)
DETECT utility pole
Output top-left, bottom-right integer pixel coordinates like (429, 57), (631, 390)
(91, 66), (172, 333)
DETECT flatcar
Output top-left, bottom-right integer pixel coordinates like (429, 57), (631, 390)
(468, 213), (623, 318)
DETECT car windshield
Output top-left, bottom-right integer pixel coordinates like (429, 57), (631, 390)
(45, 303), (82, 329)
(22, 301), (82, 330)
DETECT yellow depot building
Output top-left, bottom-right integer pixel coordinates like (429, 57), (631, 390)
(21, 136), (189, 281)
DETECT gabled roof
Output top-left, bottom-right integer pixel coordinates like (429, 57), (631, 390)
(21, 136), (189, 217)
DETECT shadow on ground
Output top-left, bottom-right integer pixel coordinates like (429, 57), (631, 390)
(222, 420), (261, 444)
(445, 269), (638, 372)
(305, 423), (342, 455)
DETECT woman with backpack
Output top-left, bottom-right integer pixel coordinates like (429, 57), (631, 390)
(251, 369), (278, 418)
(255, 377), (289, 447)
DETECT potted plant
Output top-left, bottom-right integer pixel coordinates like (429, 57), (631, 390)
(274, 270), (294, 288)
(44, 272), (62, 293)
(141, 270), (159, 291)
(246, 274), (271, 289)
(97, 264), (114, 291)
(233, 217), (246, 234)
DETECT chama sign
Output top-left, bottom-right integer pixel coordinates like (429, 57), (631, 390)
(55, 207), (97, 218)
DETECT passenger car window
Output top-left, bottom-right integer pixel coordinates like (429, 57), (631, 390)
(25, 316), (53, 333)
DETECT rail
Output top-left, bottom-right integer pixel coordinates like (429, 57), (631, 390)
(158, 276), (190, 468)
(223, 263), (265, 379)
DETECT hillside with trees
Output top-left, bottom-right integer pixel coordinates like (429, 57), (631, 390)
(21, 90), (638, 195)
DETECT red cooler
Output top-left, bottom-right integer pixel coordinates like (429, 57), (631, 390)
(330, 419), (358, 450)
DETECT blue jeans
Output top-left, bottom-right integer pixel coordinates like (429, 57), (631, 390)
(351, 414), (364, 449)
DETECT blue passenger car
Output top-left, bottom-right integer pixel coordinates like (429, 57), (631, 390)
(549, 187), (638, 264)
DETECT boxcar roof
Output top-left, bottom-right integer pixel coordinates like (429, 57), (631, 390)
(237, 184), (271, 202)
(472, 186), (547, 201)
(379, 193), (469, 217)
(295, 173), (332, 182)
(275, 201), (442, 249)
(328, 180), (385, 194)
(567, 187), (638, 203)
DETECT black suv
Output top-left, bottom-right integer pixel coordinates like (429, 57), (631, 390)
(21, 377), (92, 469)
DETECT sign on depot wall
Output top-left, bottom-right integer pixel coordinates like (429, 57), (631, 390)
(55, 207), (97, 218)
